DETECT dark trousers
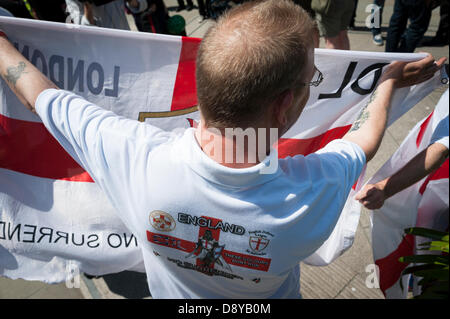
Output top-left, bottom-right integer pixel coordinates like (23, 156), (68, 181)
(293, 0), (315, 18)
(385, 0), (432, 52)
(0, 0), (33, 18)
(28, 0), (67, 22)
(436, 1), (449, 40)
(134, 10), (169, 34)
(178, 0), (194, 7)
(350, 0), (358, 27)
(197, 0), (207, 17)
(371, 0), (385, 36)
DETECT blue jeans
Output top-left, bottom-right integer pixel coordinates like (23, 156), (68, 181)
(371, 0), (385, 36)
(385, 0), (432, 52)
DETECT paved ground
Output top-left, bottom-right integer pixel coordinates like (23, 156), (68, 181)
(0, 0), (448, 299)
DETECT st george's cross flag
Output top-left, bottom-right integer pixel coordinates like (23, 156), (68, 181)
(369, 89), (449, 299)
(0, 16), (445, 283)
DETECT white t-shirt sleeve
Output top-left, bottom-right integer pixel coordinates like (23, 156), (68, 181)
(313, 139), (366, 193)
(35, 88), (173, 192)
(279, 139), (365, 262)
(430, 115), (449, 149)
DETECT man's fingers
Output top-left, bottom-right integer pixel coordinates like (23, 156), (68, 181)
(360, 191), (384, 209)
(425, 57), (447, 73)
(415, 54), (435, 68)
(411, 56), (447, 83)
(422, 57), (446, 74)
(355, 185), (374, 201)
(363, 201), (382, 210)
(355, 189), (366, 200)
(435, 57), (447, 68)
(356, 187), (378, 202)
(418, 72), (436, 83)
(357, 186), (386, 208)
(361, 200), (374, 208)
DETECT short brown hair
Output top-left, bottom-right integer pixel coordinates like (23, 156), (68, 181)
(196, 0), (316, 128)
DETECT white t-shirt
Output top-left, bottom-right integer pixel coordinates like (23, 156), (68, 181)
(36, 89), (366, 298)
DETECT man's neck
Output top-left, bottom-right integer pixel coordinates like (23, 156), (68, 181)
(194, 123), (278, 169)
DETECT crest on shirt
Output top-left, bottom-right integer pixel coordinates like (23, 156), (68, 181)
(148, 216), (272, 276)
(149, 210), (176, 232)
(247, 230), (274, 256)
(185, 229), (232, 272)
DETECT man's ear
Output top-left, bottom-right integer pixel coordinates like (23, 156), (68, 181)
(273, 89), (294, 126)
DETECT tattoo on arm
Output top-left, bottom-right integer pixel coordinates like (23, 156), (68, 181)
(349, 89), (377, 132)
(4, 61), (28, 87)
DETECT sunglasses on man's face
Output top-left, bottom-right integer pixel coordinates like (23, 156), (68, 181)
(299, 65), (324, 87)
(309, 66), (324, 87)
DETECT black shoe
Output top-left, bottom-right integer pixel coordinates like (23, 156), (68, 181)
(186, 4), (194, 11)
(176, 6), (186, 12)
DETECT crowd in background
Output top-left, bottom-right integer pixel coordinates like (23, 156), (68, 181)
(0, 0), (250, 35)
(293, 0), (448, 52)
(0, 0), (448, 51)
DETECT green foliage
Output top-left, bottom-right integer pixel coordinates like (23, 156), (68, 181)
(399, 227), (449, 299)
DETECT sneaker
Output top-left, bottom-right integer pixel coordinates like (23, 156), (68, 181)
(373, 34), (383, 46)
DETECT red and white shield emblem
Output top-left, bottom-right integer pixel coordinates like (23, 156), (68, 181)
(149, 210), (176, 232)
(249, 236), (269, 252)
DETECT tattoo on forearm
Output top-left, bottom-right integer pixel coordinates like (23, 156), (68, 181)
(350, 109), (370, 132)
(349, 89), (377, 132)
(4, 61), (28, 87)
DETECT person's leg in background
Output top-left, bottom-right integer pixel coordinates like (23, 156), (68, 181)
(293, 0), (318, 45)
(28, 0), (67, 22)
(349, 0), (358, 29)
(320, 16), (341, 49)
(177, 0), (193, 11)
(385, 0), (409, 52)
(423, 0), (449, 46)
(371, 0), (385, 45)
(317, 0), (354, 50)
(294, 0), (316, 18)
(186, 0), (194, 10)
(0, 0), (34, 18)
(339, 0), (355, 50)
(339, 30), (350, 50)
(435, 0), (449, 44)
(205, 0), (213, 19)
(176, 0), (185, 11)
(434, 0), (449, 44)
(151, 0), (170, 34)
(197, 0), (209, 20)
(325, 29), (350, 50)
(325, 0), (354, 50)
(399, 1), (432, 52)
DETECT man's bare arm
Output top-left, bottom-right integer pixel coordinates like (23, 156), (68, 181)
(343, 55), (446, 162)
(0, 32), (57, 113)
(343, 77), (394, 162)
(356, 142), (449, 210)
